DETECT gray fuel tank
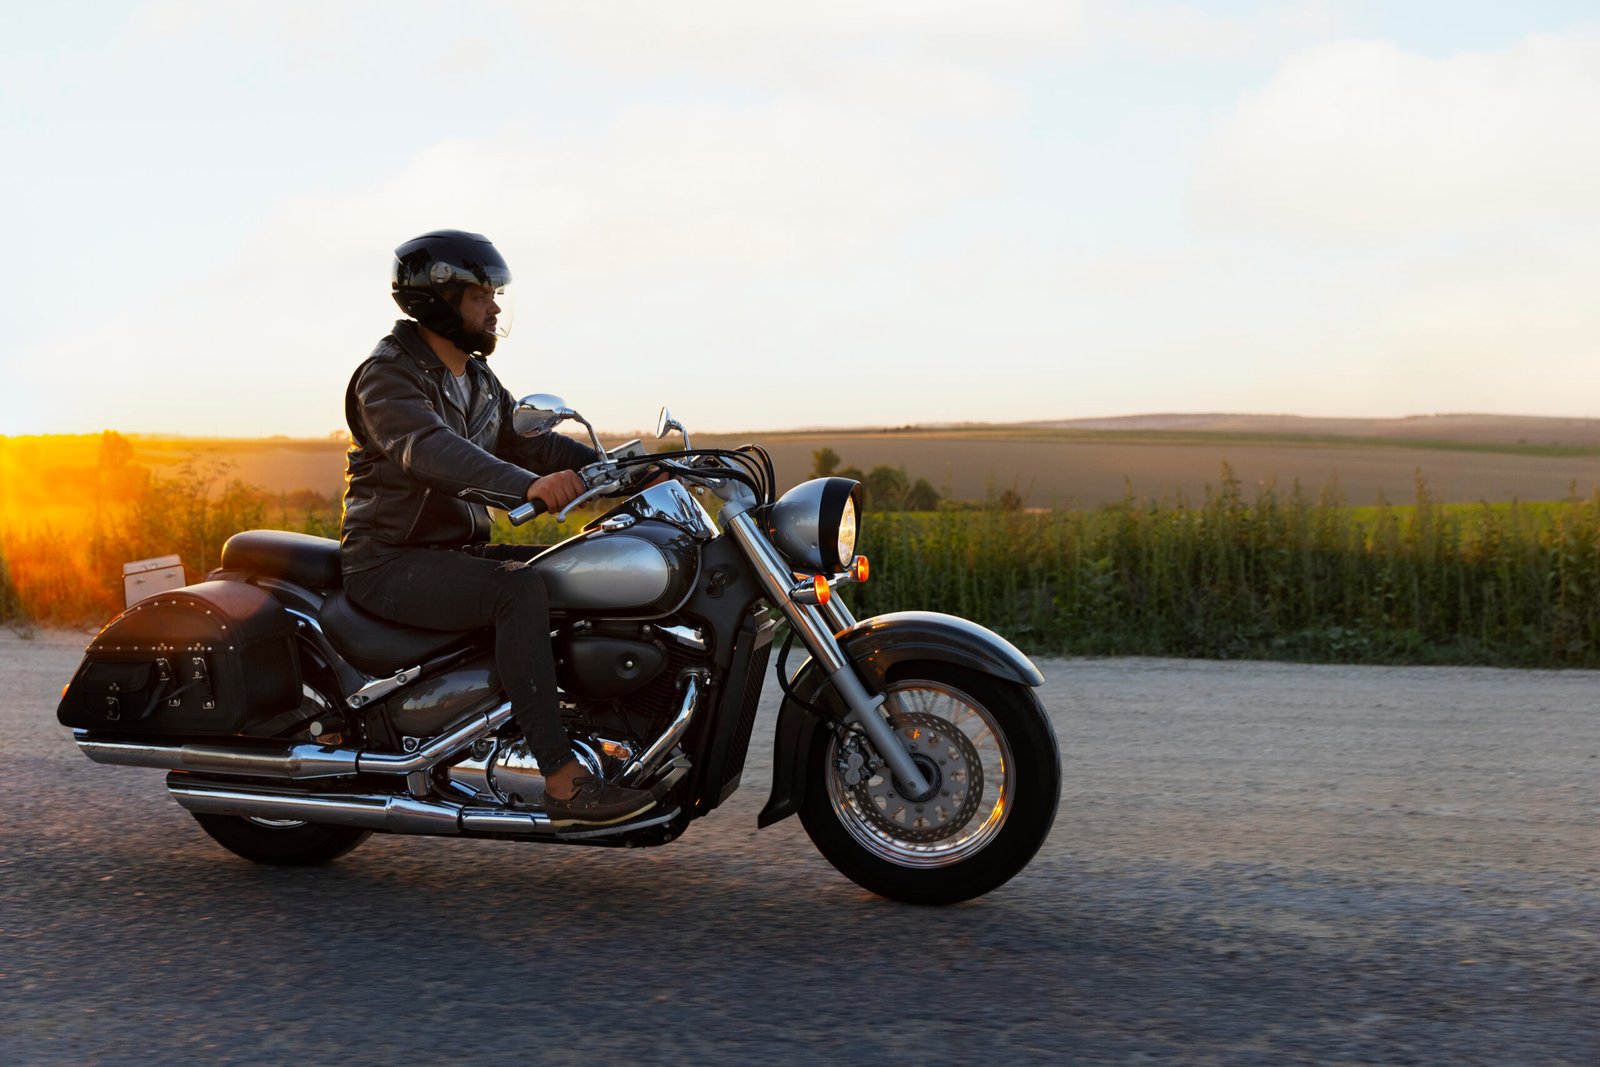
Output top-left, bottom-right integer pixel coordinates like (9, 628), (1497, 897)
(530, 519), (699, 619)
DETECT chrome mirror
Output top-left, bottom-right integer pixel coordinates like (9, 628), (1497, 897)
(656, 406), (691, 449)
(514, 394), (571, 437)
(516, 393), (606, 456)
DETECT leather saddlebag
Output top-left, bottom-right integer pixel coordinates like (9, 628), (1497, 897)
(58, 580), (301, 736)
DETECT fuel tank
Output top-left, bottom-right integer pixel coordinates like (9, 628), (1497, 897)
(529, 518), (699, 618)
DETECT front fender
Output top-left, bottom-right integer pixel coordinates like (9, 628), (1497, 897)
(757, 611), (1042, 829)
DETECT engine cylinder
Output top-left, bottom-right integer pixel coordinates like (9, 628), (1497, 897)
(447, 735), (631, 806)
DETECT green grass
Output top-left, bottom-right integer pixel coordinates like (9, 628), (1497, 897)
(846, 474), (1600, 667)
(8, 468), (1600, 668)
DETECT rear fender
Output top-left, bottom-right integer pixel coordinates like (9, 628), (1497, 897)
(757, 611), (1042, 828)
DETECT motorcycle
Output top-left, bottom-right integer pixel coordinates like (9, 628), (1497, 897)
(58, 398), (1060, 904)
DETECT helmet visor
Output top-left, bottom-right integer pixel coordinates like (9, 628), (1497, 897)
(489, 283), (514, 339)
(450, 280), (514, 341)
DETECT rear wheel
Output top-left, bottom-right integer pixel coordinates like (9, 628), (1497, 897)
(190, 813), (371, 866)
(186, 672), (372, 865)
(799, 663), (1060, 905)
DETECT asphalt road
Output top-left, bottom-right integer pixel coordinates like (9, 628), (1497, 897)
(2, 628), (1595, 1065)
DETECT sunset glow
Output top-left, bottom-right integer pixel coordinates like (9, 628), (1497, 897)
(5, 2), (1598, 439)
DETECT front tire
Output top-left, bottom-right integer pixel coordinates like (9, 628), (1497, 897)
(190, 813), (371, 866)
(799, 663), (1060, 905)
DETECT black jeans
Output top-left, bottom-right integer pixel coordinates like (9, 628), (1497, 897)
(343, 544), (573, 775)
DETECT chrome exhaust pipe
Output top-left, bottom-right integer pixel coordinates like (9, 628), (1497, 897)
(170, 778), (467, 833)
(168, 776), (554, 835)
(357, 703), (513, 774)
(169, 764), (690, 839)
(81, 737), (360, 778)
(620, 672), (703, 784)
(76, 702), (513, 781)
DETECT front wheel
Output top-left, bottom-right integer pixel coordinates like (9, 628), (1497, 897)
(799, 663), (1060, 905)
(190, 813), (371, 866)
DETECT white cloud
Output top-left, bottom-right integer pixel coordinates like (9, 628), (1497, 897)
(514, 0), (1338, 106)
(262, 101), (989, 276)
(1098, 1), (1337, 59)
(17, 100), (991, 436)
(520, 0), (1094, 59)
(1191, 30), (1600, 240)
(13, 2), (1599, 442)
(137, 0), (355, 48)
(1171, 26), (1600, 419)
(511, 0), (1095, 117)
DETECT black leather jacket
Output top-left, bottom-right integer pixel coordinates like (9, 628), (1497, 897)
(339, 320), (597, 575)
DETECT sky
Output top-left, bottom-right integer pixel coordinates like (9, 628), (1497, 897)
(2, 1), (1597, 437)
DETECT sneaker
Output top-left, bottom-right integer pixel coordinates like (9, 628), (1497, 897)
(544, 775), (655, 829)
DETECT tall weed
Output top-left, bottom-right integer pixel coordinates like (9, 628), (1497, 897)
(849, 471), (1600, 666)
(0, 459), (336, 625)
(5, 463), (1599, 667)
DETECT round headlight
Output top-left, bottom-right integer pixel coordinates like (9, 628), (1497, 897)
(768, 477), (864, 573)
(836, 496), (857, 567)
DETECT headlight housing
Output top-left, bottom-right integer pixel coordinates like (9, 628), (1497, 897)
(768, 477), (863, 574)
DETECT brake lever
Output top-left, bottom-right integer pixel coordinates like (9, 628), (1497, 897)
(556, 479), (622, 522)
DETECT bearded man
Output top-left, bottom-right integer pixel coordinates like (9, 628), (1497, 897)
(338, 229), (654, 827)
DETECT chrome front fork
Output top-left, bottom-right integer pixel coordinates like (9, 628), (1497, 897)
(725, 512), (932, 799)
(818, 595), (856, 633)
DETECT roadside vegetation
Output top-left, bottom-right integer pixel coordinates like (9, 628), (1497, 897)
(4, 434), (1598, 668)
(849, 469), (1600, 667)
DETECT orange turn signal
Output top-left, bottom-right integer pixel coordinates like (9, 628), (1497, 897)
(851, 555), (869, 584)
(790, 573), (832, 605)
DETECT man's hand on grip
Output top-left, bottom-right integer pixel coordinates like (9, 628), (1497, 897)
(527, 470), (585, 511)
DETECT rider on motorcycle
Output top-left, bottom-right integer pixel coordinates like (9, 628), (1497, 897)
(340, 229), (655, 827)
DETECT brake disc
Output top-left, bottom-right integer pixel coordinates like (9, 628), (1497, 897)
(848, 712), (985, 844)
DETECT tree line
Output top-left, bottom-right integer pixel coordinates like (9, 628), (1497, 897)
(809, 447), (943, 511)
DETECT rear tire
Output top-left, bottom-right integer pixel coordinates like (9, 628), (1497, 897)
(799, 663), (1060, 905)
(190, 813), (371, 866)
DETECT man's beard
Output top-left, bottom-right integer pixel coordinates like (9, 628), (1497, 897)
(461, 327), (497, 357)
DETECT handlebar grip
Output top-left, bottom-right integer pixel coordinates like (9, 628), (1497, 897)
(507, 499), (548, 526)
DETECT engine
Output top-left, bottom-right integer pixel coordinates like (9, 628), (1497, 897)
(447, 732), (635, 808)
(446, 621), (708, 807)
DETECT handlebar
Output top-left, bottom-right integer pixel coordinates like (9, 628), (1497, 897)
(506, 465), (626, 527)
(506, 499), (548, 526)
(507, 441), (762, 526)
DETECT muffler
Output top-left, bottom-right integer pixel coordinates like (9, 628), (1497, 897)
(76, 702), (513, 780)
(168, 775), (554, 835)
(168, 762), (691, 838)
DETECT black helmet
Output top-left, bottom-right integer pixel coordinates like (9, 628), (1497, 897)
(391, 230), (514, 354)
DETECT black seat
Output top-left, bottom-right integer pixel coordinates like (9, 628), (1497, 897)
(221, 530), (482, 675)
(221, 530), (343, 591)
(320, 590), (482, 676)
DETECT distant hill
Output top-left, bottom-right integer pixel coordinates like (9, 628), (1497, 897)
(12, 411), (1598, 508)
(1011, 413), (1600, 448)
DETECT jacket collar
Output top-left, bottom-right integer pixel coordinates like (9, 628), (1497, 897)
(391, 320), (489, 380)
(391, 319), (445, 371)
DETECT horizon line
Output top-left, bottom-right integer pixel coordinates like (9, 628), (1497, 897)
(6, 410), (1599, 442)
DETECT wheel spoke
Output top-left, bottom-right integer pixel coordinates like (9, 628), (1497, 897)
(826, 680), (1015, 867)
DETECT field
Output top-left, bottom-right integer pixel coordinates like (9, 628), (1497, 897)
(5, 415), (1600, 667)
(707, 430), (1600, 507)
(12, 413), (1599, 509)
(847, 491), (1600, 667)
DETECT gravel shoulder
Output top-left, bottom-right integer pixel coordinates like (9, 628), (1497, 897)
(1, 627), (1595, 1065)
